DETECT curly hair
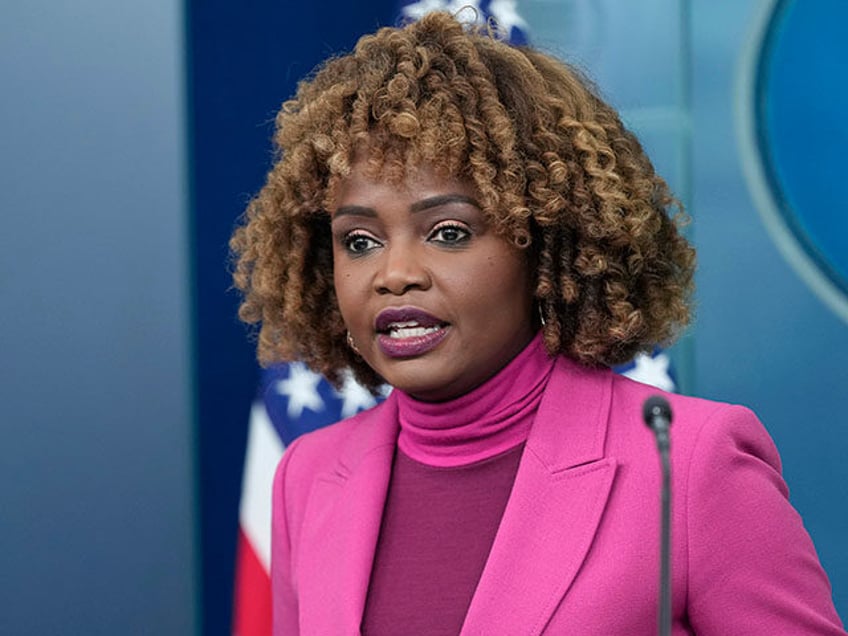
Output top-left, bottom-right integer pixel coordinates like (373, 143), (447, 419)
(230, 11), (696, 392)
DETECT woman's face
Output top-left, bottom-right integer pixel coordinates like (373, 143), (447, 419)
(331, 161), (535, 402)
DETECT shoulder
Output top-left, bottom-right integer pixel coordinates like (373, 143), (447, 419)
(606, 368), (777, 460)
(271, 396), (395, 554)
(545, 355), (780, 475)
(610, 367), (754, 426)
(545, 354), (771, 454)
(274, 395), (396, 489)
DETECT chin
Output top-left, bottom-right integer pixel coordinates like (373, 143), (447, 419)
(385, 371), (461, 403)
(390, 380), (443, 402)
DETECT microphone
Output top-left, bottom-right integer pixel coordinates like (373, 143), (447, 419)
(643, 395), (672, 453)
(642, 395), (673, 636)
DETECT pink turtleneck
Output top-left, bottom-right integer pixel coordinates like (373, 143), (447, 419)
(362, 333), (555, 635)
(395, 332), (555, 467)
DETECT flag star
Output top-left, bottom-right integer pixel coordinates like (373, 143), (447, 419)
(623, 352), (676, 392)
(447, 0), (483, 23)
(402, 0), (485, 24)
(334, 371), (378, 419)
(274, 362), (325, 419)
(402, 0), (450, 20)
(487, 0), (528, 34)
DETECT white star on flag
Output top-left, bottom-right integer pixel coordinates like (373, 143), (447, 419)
(274, 362), (326, 419)
(402, 0), (484, 23)
(335, 371), (379, 419)
(402, 0), (449, 20)
(622, 352), (676, 392)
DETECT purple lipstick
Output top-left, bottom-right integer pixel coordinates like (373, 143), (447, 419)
(375, 307), (449, 358)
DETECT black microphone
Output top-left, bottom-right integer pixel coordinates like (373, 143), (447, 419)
(643, 395), (672, 453)
(642, 395), (673, 636)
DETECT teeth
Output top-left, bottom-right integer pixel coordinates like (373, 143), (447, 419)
(388, 325), (441, 339)
(389, 321), (420, 329)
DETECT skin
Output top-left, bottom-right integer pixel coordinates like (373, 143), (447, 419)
(330, 161), (536, 402)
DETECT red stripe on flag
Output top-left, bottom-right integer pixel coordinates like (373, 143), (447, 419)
(233, 527), (272, 636)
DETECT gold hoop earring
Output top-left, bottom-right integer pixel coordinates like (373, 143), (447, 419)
(537, 301), (547, 327)
(346, 331), (360, 355)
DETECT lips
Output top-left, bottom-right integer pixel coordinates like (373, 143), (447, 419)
(375, 307), (446, 332)
(374, 306), (449, 358)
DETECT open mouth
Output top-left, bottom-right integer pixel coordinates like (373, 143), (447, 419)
(375, 307), (450, 358)
(375, 307), (448, 334)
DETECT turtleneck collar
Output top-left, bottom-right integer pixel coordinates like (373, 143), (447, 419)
(395, 332), (555, 467)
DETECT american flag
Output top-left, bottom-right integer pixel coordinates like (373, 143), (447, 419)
(231, 2), (674, 633)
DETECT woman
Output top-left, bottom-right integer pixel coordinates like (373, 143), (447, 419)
(230, 12), (845, 635)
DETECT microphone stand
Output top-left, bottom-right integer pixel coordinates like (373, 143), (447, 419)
(643, 396), (673, 636)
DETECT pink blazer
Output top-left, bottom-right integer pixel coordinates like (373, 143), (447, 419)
(271, 355), (845, 635)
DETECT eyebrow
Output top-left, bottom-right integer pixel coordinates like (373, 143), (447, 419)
(333, 193), (481, 219)
(410, 194), (481, 213)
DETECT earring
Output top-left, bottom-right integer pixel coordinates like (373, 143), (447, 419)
(537, 300), (547, 327)
(346, 330), (360, 355)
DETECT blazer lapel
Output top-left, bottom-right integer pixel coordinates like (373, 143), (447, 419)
(461, 358), (618, 636)
(297, 396), (400, 635)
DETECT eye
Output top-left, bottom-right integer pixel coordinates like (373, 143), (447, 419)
(429, 223), (471, 245)
(343, 231), (381, 254)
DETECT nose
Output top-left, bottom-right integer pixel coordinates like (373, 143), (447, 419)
(374, 242), (431, 295)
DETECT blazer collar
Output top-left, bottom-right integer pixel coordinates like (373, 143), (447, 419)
(460, 356), (617, 635)
(296, 393), (400, 636)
